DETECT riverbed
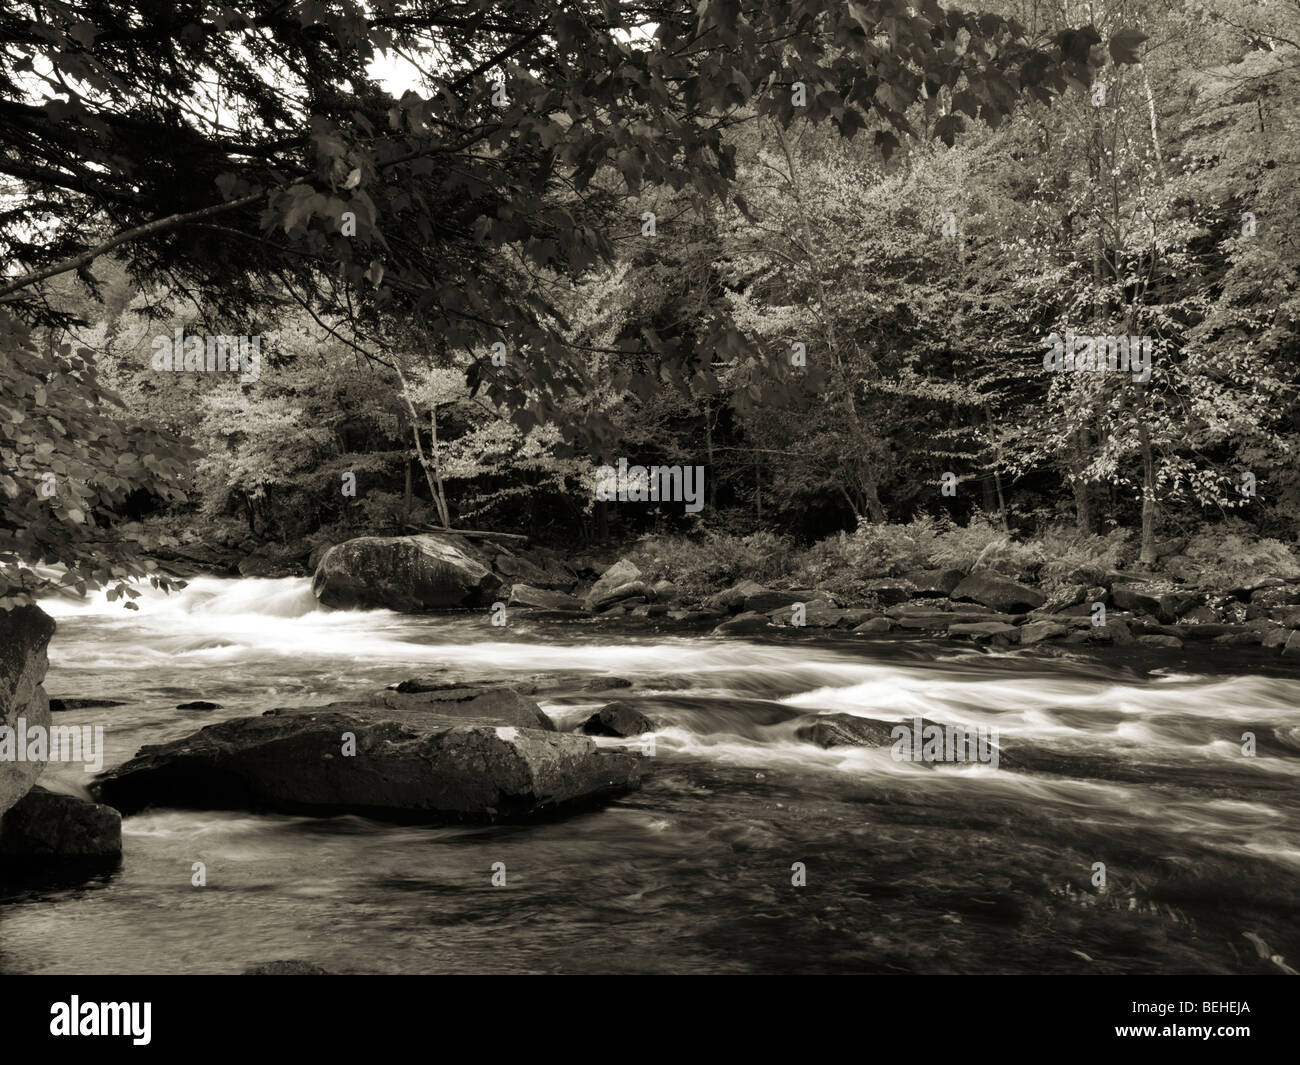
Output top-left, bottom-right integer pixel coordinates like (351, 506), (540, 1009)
(2, 577), (1297, 974)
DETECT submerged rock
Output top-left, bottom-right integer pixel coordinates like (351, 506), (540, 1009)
(794, 713), (898, 748)
(93, 702), (641, 821)
(311, 533), (501, 612)
(371, 686), (555, 730)
(177, 701), (221, 710)
(49, 697), (127, 712)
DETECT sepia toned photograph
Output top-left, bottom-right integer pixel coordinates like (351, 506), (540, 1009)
(0, 0), (1296, 1016)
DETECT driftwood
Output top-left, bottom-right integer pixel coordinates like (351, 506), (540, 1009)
(401, 522), (529, 544)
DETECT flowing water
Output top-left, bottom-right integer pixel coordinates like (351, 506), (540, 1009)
(2, 576), (1298, 974)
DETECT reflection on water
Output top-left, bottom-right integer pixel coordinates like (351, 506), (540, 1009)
(2, 577), (1298, 974)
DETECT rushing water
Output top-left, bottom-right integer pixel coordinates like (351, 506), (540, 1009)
(2, 576), (1299, 974)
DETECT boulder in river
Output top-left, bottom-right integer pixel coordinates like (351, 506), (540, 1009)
(92, 702), (641, 821)
(0, 785), (121, 861)
(950, 571), (1045, 613)
(581, 701), (655, 737)
(794, 713), (898, 748)
(49, 697), (127, 712)
(311, 533), (502, 611)
(1, 604), (55, 818)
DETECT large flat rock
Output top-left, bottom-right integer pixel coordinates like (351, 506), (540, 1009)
(92, 703), (641, 821)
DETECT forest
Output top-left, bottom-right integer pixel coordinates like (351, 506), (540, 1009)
(1, 0), (1298, 599)
(5, 0), (1300, 987)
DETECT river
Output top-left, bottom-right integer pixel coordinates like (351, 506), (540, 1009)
(2, 576), (1298, 974)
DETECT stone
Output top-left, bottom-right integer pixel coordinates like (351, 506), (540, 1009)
(950, 571), (1045, 613)
(1039, 584), (1086, 613)
(507, 584), (583, 611)
(49, 698), (127, 712)
(311, 534), (501, 611)
(583, 559), (642, 610)
(580, 701), (655, 738)
(177, 701), (221, 710)
(1214, 631), (1261, 646)
(372, 686), (555, 730)
(794, 713), (897, 749)
(703, 579), (765, 613)
(852, 617), (893, 634)
(905, 569), (965, 597)
(93, 704), (640, 821)
(1262, 627), (1291, 650)
(863, 578), (916, 605)
(0, 785), (121, 859)
(1138, 635), (1183, 649)
(1250, 584), (1300, 611)
(588, 580), (651, 612)
(651, 579), (681, 602)
(1018, 621), (1068, 646)
(492, 553), (551, 586)
(1110, 584), (1163, 616)
(712, 611), (772, 635)
(0, 605), (56, 819)
(948, 621), (1020, 642)
(1282, 632), (1300, 658)
(1089, 619), (1136, 645)
(744, 589), (817, 613)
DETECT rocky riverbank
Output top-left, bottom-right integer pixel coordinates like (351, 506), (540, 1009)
(267, 530), (1300, 661)
(0, 604), (123, 881)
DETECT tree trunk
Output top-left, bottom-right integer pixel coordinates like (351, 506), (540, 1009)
(1138, 420), (1157, 565)
(1074, 428), (1091, 534)
(429, 407), (450, 529)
